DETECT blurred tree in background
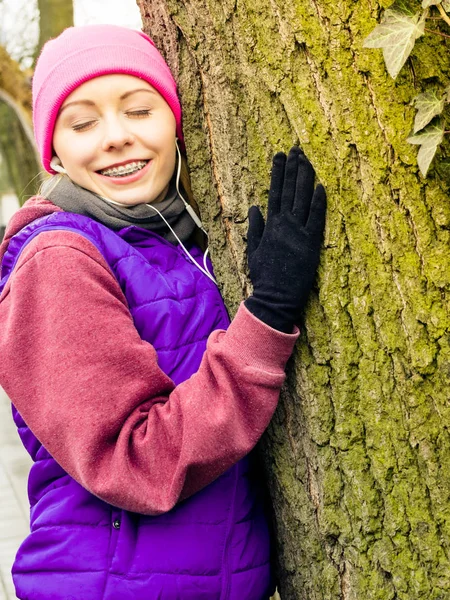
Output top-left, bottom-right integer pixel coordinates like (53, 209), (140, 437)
(34, 0), (74, 66)
(0, 46), (39, 204)
(0, 0), (73, 206)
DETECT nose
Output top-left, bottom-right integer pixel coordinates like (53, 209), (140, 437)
(101, 116), (135, 151)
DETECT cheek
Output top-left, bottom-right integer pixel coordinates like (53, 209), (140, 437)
(148, 128), (176, 154)
(53, 123), (98, 169)
(148, 134), (177, 176)
(58, 139), (96, 171)
(144, 112), (176, 149)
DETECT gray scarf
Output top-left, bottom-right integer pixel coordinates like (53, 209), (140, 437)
(41, 175), (196, 245)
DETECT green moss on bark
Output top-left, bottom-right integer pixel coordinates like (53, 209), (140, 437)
(142, 0), (450, 597)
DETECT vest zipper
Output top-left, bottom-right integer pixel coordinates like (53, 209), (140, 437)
(220, 464), (239, 600)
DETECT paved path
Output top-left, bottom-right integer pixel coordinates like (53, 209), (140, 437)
(0, 387), (32, 600)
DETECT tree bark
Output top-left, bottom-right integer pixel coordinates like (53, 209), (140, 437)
(138, 1), (450, 598)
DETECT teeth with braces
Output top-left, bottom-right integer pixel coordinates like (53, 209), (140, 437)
(100, 160), (148, 177)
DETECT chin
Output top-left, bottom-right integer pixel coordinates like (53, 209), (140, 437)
(106, 184), (169, 206)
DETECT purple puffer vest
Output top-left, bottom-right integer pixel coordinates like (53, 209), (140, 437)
(0, 212), (275, 600)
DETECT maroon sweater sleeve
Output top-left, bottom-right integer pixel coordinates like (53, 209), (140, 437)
(0, 230), (299, 515)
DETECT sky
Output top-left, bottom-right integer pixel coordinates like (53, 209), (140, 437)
(0, 0), (142, 67)
(73, 0), (142, 29)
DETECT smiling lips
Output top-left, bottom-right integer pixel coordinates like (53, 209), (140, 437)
(96, 159), (152, 184)
(98, 160), (149, 177)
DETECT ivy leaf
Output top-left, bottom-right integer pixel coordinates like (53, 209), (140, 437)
(363, 4), (427, 79)
(413, 91), (445, 132)
(416, 145), (440, 176)
(407, 120), (444, 146)
(407, 120), (444, 175)
(422, 0), (441, 7)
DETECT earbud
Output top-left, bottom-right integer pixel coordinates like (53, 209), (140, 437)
(50, 156), (67, 174)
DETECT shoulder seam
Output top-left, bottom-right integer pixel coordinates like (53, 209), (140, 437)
(13, 230), (115, 281)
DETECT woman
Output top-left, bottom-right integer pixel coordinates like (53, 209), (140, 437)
(0, 24), (326, 600)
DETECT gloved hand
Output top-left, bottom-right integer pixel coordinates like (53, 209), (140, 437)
(244, 146), (326, 333)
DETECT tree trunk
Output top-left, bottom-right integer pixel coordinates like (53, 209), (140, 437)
(0, 44), (32, 115)
(138, 1), (450, 598)
(0, 0), (73, 204)
(34, 0), (73, 65)
(0, 48), (40, 201)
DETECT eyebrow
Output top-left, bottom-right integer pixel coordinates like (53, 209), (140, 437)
(59, 88), (157, 114)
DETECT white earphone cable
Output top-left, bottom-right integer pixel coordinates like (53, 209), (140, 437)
(144, 202), (217, 285)
(93, 141), (218, 286)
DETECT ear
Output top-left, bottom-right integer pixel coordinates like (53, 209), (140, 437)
(50, 156), (67, 174)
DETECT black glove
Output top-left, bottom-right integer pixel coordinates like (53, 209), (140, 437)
(244, 146), (326, 333)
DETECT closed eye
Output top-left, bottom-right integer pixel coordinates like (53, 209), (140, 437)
(72, 120), (96, 132)
(127, 109), (152, 117)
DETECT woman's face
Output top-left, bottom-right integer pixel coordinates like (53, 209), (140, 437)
(52, 74), (177, 206)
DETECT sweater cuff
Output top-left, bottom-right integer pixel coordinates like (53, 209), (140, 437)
(224, 302), (299, 372)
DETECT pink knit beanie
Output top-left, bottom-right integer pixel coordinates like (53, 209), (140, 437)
(32, 24), (183, 174)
